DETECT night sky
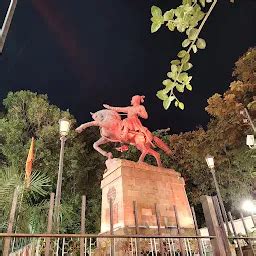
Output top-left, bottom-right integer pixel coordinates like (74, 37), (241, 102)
(0, 0), (255, 133)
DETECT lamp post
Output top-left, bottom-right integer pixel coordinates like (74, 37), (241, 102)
(205, 154), (232, 235)
(240, 108), (256, 149)
(240, 108), (256, 133)
(54, 118), (70, 232)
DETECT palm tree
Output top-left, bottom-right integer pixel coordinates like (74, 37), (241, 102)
(0, 166), (51, 252)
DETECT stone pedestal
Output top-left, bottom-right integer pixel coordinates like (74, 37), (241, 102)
(100, 159), (194, 234)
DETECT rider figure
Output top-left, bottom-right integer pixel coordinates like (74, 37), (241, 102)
(103, 95), (151, 142)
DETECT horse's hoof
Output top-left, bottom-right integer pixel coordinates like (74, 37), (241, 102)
(75, 127), (83, 133)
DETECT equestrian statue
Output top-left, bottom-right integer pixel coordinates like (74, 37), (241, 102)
(76, 95), (171, 167)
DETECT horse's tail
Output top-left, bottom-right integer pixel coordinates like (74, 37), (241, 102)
(153, 136), (172, 155)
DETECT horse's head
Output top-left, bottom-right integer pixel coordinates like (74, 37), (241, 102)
(90, 111), (103, 122)
(91, 109), (121, 125)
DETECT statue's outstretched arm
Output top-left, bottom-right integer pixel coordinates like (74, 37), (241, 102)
(103, 104), (129, 113)
(75, 121), (98, 133)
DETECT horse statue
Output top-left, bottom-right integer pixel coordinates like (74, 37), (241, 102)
(76, 95), (171, 167)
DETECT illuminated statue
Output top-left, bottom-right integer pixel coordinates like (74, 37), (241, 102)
(76, 95), (171, 166)
(103, 95), (152, 142)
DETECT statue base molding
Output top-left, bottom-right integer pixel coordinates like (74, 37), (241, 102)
(100, 159), (194, 234)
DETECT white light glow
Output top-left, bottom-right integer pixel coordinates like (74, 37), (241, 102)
(242, 200), (256, 213)
(246, 135), (255, 147)
(205, 154), (214, 169)
(59, 119), (70, 137)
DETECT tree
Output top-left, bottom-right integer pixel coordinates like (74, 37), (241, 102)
(233, 47), (256, 85)
(169, 78), (255, 207)
(0, 166), (51, 234)
(0, 90), (106, 234)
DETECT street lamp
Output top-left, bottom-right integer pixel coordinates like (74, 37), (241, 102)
(205, 154), (232, 234)
(246, 135), (256, 149)
(240, 108), (256, 149)
(59, 118), (71, 137)
(205, 154), (214, 169)
(54, 118), (70, 232)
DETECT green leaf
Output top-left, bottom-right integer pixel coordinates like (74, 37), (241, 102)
(196, 38), (206, 49)
(183, 75), (193, 84)
(174, 8), (182, 17)
(167, 21), (175, 31)
(178, 102), (185, 110)
(179, 72), (189, 81)
(186, 28), (192, 36)
(199, 0), (206, 7)
(164, 80), (175, 91)
(151, 6), (162, 17)
(175, 100), (179, 107)
(171, 59), (180, 65)
(182, 39), (191, 48)
(151, 22), (162, 33)
(188, 28), (199, 40)
(163, 96), (175, 110)
(192, 44), (198, 53)
(181, 53), (190, 64)
(183, 62), (193, 71)
(164, 10), (174, 21)
(186, 84), (192, 91)
(182, 0), (192, 4)
(177, 24), (186, 33)
(167, 72), (172, 79)
(176, 84), (184, 92)
(167, 72), (176, 79)
(171, 64), (178, 72)
(29, 171), (51, 197)
(178, 50), (187, 58)
(156, 90), (168, 101)
(162, 79), (173, 86)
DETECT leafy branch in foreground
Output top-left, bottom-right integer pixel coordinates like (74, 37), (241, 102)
(151, 0), (217, 110)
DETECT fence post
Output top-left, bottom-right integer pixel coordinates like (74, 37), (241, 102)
(155, 203), (164, 255)
(109, 198), (114, 256)
(240, 212), (255, 255)
(80, 195), (86, 256)
(200, 195), (227, 256)
(133, 201), (140, 255)
(228, 211), (243, 256)
(250, 213), (256, 227)
(173, 205), (186, 256)
(45, 193), (55, 256)
(3, 187), (19, 256)
(191, 206), (204, 256)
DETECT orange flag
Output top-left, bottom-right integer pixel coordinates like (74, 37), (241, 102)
(25, 137), (35, 188)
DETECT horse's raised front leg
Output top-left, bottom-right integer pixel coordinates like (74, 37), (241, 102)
(93, 137), (113, 159)
(76, 121), (98, 133)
